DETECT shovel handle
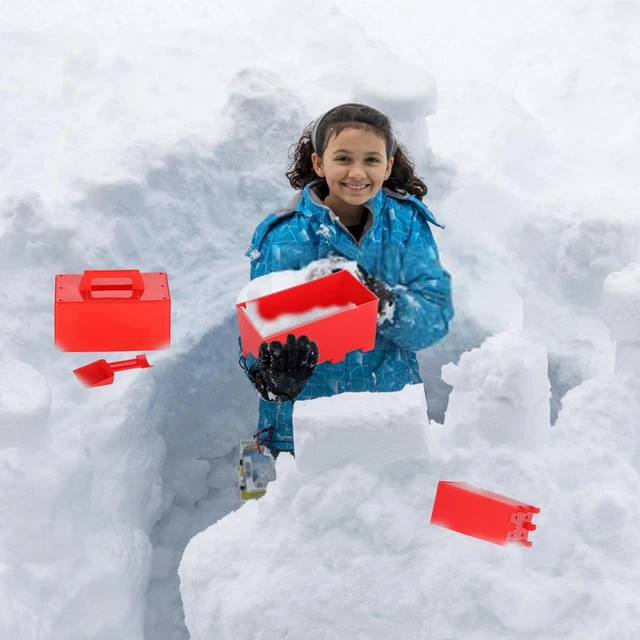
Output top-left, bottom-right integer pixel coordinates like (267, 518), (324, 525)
(109, 355), (152, 372)
(79, 269), (146, 300)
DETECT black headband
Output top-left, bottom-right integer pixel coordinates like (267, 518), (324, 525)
(310, 103), (398, 156)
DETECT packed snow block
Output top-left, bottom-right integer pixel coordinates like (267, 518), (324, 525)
(439, 331), (550, 450)
(430, 481), (540, 547)
(603, 263), (640, 375)
(353, 58), (437, 121)
(603, 262), (640, 342)
(293, 383), (430, 475)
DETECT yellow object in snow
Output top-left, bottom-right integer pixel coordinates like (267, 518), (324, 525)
(238, 439), (277, 501)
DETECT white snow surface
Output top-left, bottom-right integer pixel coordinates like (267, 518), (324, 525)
(603, 262), (640, 341)
(245, 300), (357, 339)
(1, 0), (639, 638)
(180, 360), (640, 640)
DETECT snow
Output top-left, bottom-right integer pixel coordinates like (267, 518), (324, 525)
(354, 59), (438, 120)
(0, 348), (51, 448)
(245, 300), (357, 338)
(436, 330), (550, 451)
(179, 364), (640, 640)
(236, 270), (307, 305)
(235, 257), (362, 305)
(603, 262), (640, 342)
(1, 0), (639, 638)
(293, 383), (430, 475)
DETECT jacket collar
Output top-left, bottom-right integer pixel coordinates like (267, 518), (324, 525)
(301, 179), (385, 219)
(295, 179), (444, 230)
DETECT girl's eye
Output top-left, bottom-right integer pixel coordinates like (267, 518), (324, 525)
(336, 157), (380, 162)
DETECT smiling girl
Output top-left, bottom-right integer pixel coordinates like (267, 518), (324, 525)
(240, 102), (454, 457)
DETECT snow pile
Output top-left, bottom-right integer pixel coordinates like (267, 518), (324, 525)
(180, 329), (640, 639)
(0, 361), (164, 639)
(179, 384), (437, 640)
(0, 23), (310, 635)
(0, 347), (51, 448)
(1, 0), (639, 638)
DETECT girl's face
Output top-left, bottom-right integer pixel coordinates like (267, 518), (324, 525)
(311, 126), (394, 217)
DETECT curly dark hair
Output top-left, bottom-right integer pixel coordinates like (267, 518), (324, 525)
(285, 103), (428, 199)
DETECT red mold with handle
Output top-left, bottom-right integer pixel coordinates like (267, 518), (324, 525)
(236, 270), (378, 364)
(54, 269), (171, 352)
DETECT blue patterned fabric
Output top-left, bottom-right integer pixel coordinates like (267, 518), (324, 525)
(240, 180), (454, 451)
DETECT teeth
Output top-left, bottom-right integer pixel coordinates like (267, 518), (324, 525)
(344, 184), (368, 190)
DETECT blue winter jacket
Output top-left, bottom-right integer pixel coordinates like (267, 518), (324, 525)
(240, 179), (454, 451)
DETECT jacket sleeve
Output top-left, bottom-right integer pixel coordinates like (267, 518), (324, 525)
(238, 217), (316, 448)
(248, 216), (313, 279)
(377, 210), (454, 351)
(238, 216), (314, 385)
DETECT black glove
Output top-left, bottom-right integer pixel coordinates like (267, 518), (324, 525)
(247, 334), (319, 403)
(355, 267), (396, 326)
(304, 255), (396, 326)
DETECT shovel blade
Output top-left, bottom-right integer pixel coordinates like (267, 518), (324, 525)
(73, 359), (115, 387)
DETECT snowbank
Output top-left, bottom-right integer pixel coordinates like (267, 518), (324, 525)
(180, 331), (640, 639)
(1, 0), (639, 638)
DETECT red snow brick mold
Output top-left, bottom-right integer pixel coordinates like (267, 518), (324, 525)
(236, 270), (378, 365)
(430, 481), (540, 547)
(55, 269), (171, 352)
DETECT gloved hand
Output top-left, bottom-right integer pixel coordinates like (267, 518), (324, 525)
(357, 268), (396, 326)
(304, 255), (360, 281)
(248, 334), (319, 402)
(304, 255), (395, 325)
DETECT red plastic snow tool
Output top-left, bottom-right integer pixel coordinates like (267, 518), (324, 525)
(236, 270), (378, 365)
(73, 354), (152, 387)
(430, 481), (540, 547)
(54, 269), (171, 352)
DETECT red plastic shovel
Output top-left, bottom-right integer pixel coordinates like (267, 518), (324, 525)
(73, 354), (152, 387)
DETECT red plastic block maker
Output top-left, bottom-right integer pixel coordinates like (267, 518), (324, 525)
(236, 270), (378, 364)
(55, 269), (171, 352)
(430, 481), (540, 547)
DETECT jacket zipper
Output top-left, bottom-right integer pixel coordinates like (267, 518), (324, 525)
(356, 205), (374, 246)
(319, 201), (373, 247)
